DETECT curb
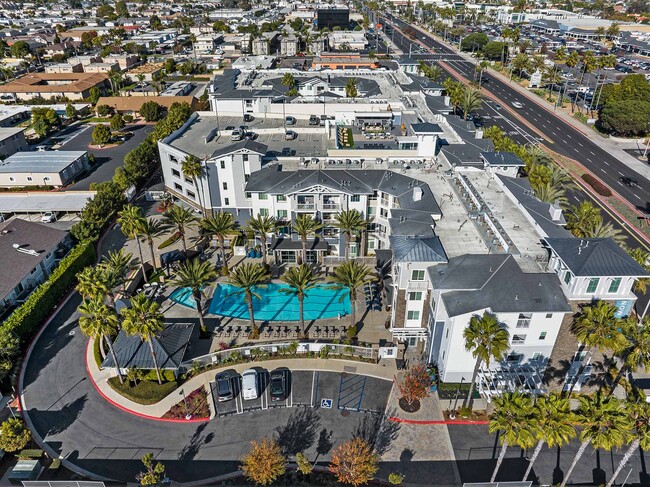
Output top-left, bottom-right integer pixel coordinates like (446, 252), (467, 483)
(388, 416), (488, 425)
(84, 340), (210, 423)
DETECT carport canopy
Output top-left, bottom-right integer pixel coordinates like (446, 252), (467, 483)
(0, 191), (95, 214)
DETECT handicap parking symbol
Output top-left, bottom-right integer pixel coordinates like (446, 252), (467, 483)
(320, 398), (333, 409)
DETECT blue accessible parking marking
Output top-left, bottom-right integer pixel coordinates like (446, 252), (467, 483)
(337, 373), (366, 412)
(320, 398), (333, 409)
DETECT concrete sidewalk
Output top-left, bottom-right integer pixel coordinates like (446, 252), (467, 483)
(86, 340), (397, 420)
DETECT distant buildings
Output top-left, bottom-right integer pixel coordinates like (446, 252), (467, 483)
(317, 8), (350, 30)
(0, 73), (109, 102)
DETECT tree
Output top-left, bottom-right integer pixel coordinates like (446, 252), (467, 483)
(121, 293), (165, 384)
(606, 401), (650, 487)
(609, 316), (650, 395)
(511, 53), (530, 79)
(599, 100), (650, 137)
(463, 311), (510, 408)
(0, 328), (19, 382)
(628, 248), (650, 295)
(565, 200), (602, 238)
(606, 22), (620, 39)
(334, 209), (365, 259)
(523, 393), (576, 481)
(181, 155), (205, 215)
(115, 0), (129, 17)
(123, 138), (158, 186)
(100, 249), (135, 302)
(461, 32), (488, 52)
(110, 113), (125, 131)
(280, 264), (319, 337)
(10, 40), (30, 58)
(247, 214), (276, 267)
(137, 452), (166, 486)
(489, 392), (536, 482)
(228, 263), (270, 336)
(150, 15), (163, 30)
(328, 261), (375, 329)
(65, 102), (77, 119)
(97, 104), (113, 117)
(201, 212), (236, 272)
(560, 394), (632, 487)
(88, 86), (101, 105)
(163, 204), (197, 256)
(92, 124), (112, 146)
(461, 87), (483, 120)
(572, 300), (627, 361)
(0, 418), (31, 452)
(138, 217), (166, 271)
(281, 73), (296, 89)
(212, 20), (230, 33)
(482, 41), (508, 61)
(293, 214), (322, 265)
(443, 78), (464, 114)
(241, 437), (286, 485)
(117, 205), (148, 283)
(171, 259), (218, 334)
(394, 363), (430, 406)
(329, 437), (378, 487)
(140, 100), (163, 122)
(345, 78), (358, 98)
(78, 297), (123, 383)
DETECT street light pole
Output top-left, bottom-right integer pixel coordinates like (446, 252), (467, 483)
(449, 376), (465, 418)
(180, 389), (191, 420)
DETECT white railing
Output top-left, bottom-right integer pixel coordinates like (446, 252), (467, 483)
(297, 204), (316, 210)
(322, 256), (376, 266)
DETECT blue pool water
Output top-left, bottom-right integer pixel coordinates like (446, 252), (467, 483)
(169, 287), (197, 308)
(207, 282), (351, 321)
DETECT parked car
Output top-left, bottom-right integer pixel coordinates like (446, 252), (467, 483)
(41, 211), (57, 223)
(243, 114), (254, 122)
(285, 130), (297, 140)
(230, 128), (244, 141)
(241, 369), (258, 400)
(215, 371), (234, 402)
(309, 115), (319, 125)
(285, 116), (296, 125)
(270, 369), (288, 402)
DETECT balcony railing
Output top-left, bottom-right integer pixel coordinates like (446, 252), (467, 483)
(322, 203), (340, 210)
(296, 204), (316, 210)
(407, 281), (429, 291)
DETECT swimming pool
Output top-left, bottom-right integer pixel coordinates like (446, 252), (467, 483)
(207, 282), (351, 322)
(169, 287), (197, 308)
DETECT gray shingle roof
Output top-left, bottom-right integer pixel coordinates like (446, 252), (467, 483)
(211, 139), (268, 159)
(441, 139), (494, 167)
(429, 254), (571, 317)
(544, 238), (649, 277)
(411, 122), (443, 134)
(389, 235), (447, 263)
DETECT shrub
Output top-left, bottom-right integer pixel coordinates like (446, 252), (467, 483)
(581, 174), (613, 196)
(142, 369), (176, 382)
(93, 336), (103, 367)
(389, 472), (405, 485)
(296, 452), (313, 475)
(49, 458), (61, 470)
(346, 325), (358, 339)
(96, 104), (113, 117)
(162, 386), (209, 419)
(18, 449), (43, 459)
(107, 377), (178, 405)
(122, 114), (134, 123)
(0, 418), (31, 452)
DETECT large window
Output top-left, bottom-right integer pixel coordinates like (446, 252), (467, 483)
(564, 271), (572, 285)
(259, 193), (268, 200)
(608, 278), (621, 293)
(516, 313), (532, 328)
(411, 270), (425, 281)
(277, 195), (287, 202)
(409, 292), (422, 301)
(512, 334), (527, 344)
(259, 208), (269, 216)
(277, 210), (288, 219)
(587, 278), (599, 293)
(407, 311), (420, 320)
(539, 331), (547, 340)
(351, 195), (360, 202)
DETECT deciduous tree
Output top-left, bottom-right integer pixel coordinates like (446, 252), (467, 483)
(394, 363), (430, 406)
(240, 437), (286, 485)
(329, 437), (378, 486)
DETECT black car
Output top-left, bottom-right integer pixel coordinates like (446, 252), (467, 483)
(309, 115), (319, 125)
(215, 371), (234, 402)
(270, 369), (288, 402)
(619, 176), (639, 187)
(243, 114), (254, 122)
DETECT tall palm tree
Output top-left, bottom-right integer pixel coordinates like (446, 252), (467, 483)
(334, 209), (365, 259)
(607, 401), (650, 487)
(281, 72), (296, 89)
(477, 60), (489, 88)
(171, 259), (218, 335)
(560, 394), (633, 487)
(293, 214), (322, 265)
(78, 297), (124, 383)
(489, 392), (536, 482)
(461, 88), (483, 120)
(201, 211), (237, 273)
(138, 218), (166, 272)
(228, 263), (270, 337)
(117, 204), (148, 283)
(565, 201), (602, 239)
(280, 264), (319, 337)
(511, 53), (529, 80)
(534, 182), (567, 206)
(99, 249), (135, 305)
(328, 261), (375, 329)
(523, 393), (576, 481)
(627, 247), (649, 295)
(76, 265), (110, 301)
(181, 155), (206, 215)
(609, 316), (650, 395)
(463, 311), (510, 408)
(572, 300), (626, 357)
(589, 220), (626, 245)
(163, 204), (197, 256)
(121, 293), (166, 385)
(247, 214), (276, 267)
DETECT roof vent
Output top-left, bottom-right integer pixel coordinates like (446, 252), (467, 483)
(514, 294), (519, 300)
(12, 243), (38, 257)
(412, 186), (423, 202)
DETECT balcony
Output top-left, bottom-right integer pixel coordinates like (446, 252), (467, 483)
(322, 203), (341, 210)
(296, 204), (316, 211)
(407, 281), (429, 291)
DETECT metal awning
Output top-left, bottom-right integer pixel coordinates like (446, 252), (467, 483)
(271, 236), (329, 251)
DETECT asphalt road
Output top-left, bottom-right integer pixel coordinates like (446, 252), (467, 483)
(385, 15), (650, 219)
(20, 291), (395, 483)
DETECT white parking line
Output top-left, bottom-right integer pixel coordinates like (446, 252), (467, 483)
(310, 371), (316, 407)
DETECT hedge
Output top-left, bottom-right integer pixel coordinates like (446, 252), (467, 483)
(1, 241), (96, 341)
(107, 377), (178, 405)
(581, 174), (613, 197)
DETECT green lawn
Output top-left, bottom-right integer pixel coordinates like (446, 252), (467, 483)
(107, 377), (179, 405)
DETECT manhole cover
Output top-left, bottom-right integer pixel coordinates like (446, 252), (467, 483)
(68, 331), (75, 336)
(341, 410), (350, 417)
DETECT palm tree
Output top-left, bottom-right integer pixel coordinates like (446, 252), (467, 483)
(228, 263), (270, 337)
(572, 300), (626, 356)
(281, 73), (296, 89)
(477, 60), (489, 88)
(489, 392), (536, 482)
(609, 316), (650, 395)
(293, 214), (322, 265)
(560, 394), (633, 487)
(120, 293), (165, 385)
(99, 249), (135, 305)
(247, 214), (276, 267)
(280, 264), (319, 337)
(627, 247), (649, 295)
(201, 211), (237, 273)
(607, 401), (650, 487)
(328, 261), (375, 329)
(345, 78), (358, 98)
(163, 204), (197, 256)
(565, 201), (602, 238)
(76, 265), (110, 301)
(181, 155), (206, 215)
(511, 53), (529, 80)
(461, 88), (482, 120)
(334, 209), (365, 259)
(463, 311), (510, 408)
(523, 393), (576, 481)
(534, 182), (567, 206)
(171, 259), (218, 335)
(589, 220), (626, 245)
(138, 218), (166, 272)
(429, 65), (443, 82)
(78, 297), (124, 383)
(117, 204), (147, 283)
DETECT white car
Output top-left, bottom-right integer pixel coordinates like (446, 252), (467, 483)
(511, 101), (524, 109)
(41, 211), (57, 223)
(241, 369), (258, 400)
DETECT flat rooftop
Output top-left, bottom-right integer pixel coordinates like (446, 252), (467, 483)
(0, 191), (95, 213)
(0, 151), (86, 173)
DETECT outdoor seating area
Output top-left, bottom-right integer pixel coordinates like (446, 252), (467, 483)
(213, 323), (350, 340)
(139, 282), (165, 300)
(364, 282), (382, 311)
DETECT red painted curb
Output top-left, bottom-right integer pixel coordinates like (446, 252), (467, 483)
(85, 340), (210, 423)
(389, 417), (489, 425)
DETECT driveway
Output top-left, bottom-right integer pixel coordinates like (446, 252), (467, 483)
(64, 124), (154, 191)
(20, 292), (398, 483)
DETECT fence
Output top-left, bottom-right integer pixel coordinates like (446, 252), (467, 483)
(322, 256), (376, 266)
(22, 483), (106, 487)
(180, 341), (377, 372)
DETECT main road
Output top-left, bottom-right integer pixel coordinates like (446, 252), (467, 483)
(384, 15), (650, 223)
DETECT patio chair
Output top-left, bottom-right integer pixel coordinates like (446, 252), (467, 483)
(265, 329), (273, 338)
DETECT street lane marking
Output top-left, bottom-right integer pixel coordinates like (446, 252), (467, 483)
(600, 168), (607, 173)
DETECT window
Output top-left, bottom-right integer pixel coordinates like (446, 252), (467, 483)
(409, 292), (422, 301)
(220, 161), (225, 169)
(277, 195), (287, 202)
(8, 176), (14, 182)
(245, 192), (252, 199)
(172, 169), (180, 177)
(224, 197), (230, 205)
(546, 313), (553, 318)
(245, 174), (250, 182)
(411, 270), (425, 281)
(243, 154), (249, 162)
(539, 332), (547, 340)
(174, 183), (182, 191)
(187, 190), (196, 199)
(587, 278), (599, 293)
(26, 176), (32, 182)
(532, 352), (542, 360)
(516, 313), (532, 328)
(277, 210), (288, 219)
(259, 208), (269, 216)
(351, 195), (360, 202)
(44, 177), (50, 182)
(564, 271), (572, 285)
(222, 182), (228, 190)
(380, 207), (388, 218)
(407, 311), (420, 320)
(185, 177), (193, 184)
(259, 193), (268, 200)
(609, 278), (621, 293)
(512, 334), (527, 344)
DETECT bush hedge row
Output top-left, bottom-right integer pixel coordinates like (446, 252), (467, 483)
(581, 174), (613, 197)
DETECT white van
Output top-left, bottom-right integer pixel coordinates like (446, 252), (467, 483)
(241, 369), (258, 400)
